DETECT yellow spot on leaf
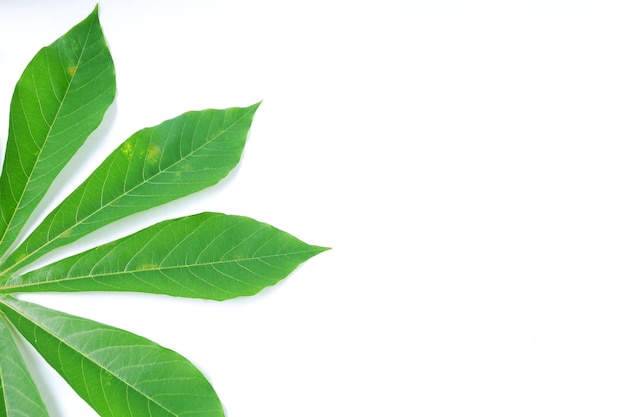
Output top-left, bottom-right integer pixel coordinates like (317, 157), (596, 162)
(68, 66), (77, 76)
(121, 142), (133, 159)
(138, 263), (158, 270)
(146, 144), (161, 165)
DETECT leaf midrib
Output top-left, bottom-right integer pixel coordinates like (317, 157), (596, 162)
(0, 298), (182, 417)
(2, 249), (319, 292)
(6, 107), (255, 274)
(0, 17), (96, 251)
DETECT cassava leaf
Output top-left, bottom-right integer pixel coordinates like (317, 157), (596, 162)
(0, 6), (115, 256)
(1, 213), (328, 300)
(0, 315), (50, 417)
(0, 6), (326, 416)
(1, 105), (258, 274)
(0, 295), (224, 417)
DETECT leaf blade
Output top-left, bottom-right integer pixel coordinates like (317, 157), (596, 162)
(2, 104), (258, 274)
(2, 213), (328, 300)
(0, 315), (50, 417)
(0, 295), (224, 417)
(0, 6), (115, 257)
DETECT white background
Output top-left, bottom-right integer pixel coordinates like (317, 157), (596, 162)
(2, 0), (626, 416)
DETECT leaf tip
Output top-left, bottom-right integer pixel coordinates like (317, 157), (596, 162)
(248, 100), (262, 114)
(88, 4), (105, 28)
(314, 245), (331, 253)
(307, 245), (331, 260)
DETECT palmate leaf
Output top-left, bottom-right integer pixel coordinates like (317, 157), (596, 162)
(1, 213), (328, 299)
(0, 295), (223, 417)
(0, 6), (115, 256)
(0, 5), (326, 417)
(0, 315), (49, 417)
(0, 104), (258, 275)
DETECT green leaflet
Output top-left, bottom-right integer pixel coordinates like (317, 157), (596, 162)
(0, 6), (326, 417)
(0, 6), (115, 256)
(0, 315), (50, 417)
(1, 213), (328, 300)
(0, 295), (224, 417)
(1, 104), (258, 274)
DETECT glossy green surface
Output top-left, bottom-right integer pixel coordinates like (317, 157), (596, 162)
(0, 6), (324, 416)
